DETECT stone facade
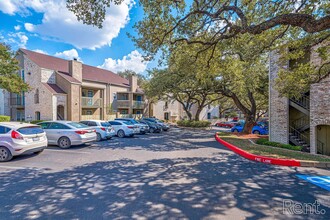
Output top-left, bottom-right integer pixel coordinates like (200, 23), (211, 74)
(269, 50), (290, 144)
(310, 75), (330, 154)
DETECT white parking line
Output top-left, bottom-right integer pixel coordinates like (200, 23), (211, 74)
(45, 149), (91, 154)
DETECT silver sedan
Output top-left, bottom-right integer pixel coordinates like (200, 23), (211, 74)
(37, 121), (97, 148)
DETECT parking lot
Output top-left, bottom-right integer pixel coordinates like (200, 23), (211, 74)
(1, 127), (330, 219)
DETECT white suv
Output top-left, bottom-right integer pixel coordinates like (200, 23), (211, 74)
(79, 120), (116, 141)
(0, 122), (48, 162)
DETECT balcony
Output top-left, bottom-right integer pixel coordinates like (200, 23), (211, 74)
(10, 97), (24, 107)
(81, 115), (101, 120)
(117, 100), (130, 108)
(133, 101), (146, 109)
(81, 97), (102, 108)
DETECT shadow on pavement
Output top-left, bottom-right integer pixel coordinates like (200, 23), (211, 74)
(0, 155), (329, 219)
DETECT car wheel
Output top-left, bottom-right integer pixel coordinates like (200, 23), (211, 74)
(233, 129), (239, 133)
(96, 133), (102, 141)
(58, 137), (71, 149)
(117, 130), (125, 138)
(0, 147), (13, 162)
(253, 130), (260, 135)
(34, 149), (44, 155)
(150, 128), (155, 133)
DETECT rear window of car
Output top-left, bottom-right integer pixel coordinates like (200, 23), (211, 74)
(17, 126), (44, 135)
(101, 122), (111, 127)
(123, 121), (133, 125)
(131, 120), (139, 124)
(68, 122), (89, 128)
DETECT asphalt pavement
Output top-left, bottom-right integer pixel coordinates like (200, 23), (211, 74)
(0, 127), (329, 219)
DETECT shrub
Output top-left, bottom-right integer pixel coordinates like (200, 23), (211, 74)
(256, 138), (302, 151)
(177, 120), (211, 128)
(0, 115), (10, 122)
(30, 120), (44, 124)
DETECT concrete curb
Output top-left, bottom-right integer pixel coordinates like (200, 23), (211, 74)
(215, 134), (330, 168)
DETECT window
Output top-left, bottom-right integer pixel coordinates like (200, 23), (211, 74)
(87, 90), (94, 97)
(113, 92), (117, 100)
(0, 126), (10, 134)
(119, 109), (128, 114)
(35, 111), (40, 120)
(101, 122), (111, 127)
(80, 121), (88, 125)
(86, 110), (93, 115)
(38, 122), (50, 129)
(109, 121), (121, 125)
(164, 112), (169, 120)
(67, 122), (88, 129)
(34, 89), (39, 104)
(87, 121), (97, 126)
(17, 126), (44, 135)
(48, 123), (70, 129)
(164, 102), (168, 109)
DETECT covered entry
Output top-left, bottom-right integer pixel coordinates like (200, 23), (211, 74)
(57, 105), (65, 120)
(316, 125), (330, 156)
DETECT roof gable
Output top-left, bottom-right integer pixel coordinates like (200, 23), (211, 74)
(19, 48), (129, 86)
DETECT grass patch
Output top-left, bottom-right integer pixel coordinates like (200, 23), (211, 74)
(217, 132), (330, 162)
(256, 138), (302, 151)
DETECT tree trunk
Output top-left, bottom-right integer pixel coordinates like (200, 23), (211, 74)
(194, 108), (203, 121)
(242, 114), (256, 134)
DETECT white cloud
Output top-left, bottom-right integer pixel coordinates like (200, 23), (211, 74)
(33, 49), (48, 54)
(0, 1), (17, 15)
(1, 0), (134, 50)
(5, 32), (29, 48)
(14, 25), (21, 31)
(99, 50), (148, 74)
(54, 49), (81, 61)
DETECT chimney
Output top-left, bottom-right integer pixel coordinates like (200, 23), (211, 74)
(68, 59), (82, 82)
(128, 74), (138, 92)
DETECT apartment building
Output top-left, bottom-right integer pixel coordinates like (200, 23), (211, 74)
(5, 49), (146, 121)
(150, 100), (219, 121)
(269, 44), (330, 156)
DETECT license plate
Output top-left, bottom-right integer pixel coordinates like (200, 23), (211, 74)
(33, 137), (39, 141)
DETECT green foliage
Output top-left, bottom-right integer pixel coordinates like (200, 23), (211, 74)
(30, 120), (44, 124)
(177, 120), (211, 128)
(66, 0), (124, 28)
(0, 115), (10, 122)
(0, 43), (30, 93)
(256, 138), (303, 151)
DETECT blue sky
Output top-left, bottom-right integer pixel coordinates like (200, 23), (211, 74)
(0, 0), (158, 75)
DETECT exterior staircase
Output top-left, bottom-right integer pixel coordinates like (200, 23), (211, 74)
(289, 94), (310, 151)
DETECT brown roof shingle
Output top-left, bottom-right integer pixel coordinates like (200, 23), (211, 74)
(42, 83), (66, 94)
(20, 48), (129, 86)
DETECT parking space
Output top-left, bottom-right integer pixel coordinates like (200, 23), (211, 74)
(1, 127), (330, 219)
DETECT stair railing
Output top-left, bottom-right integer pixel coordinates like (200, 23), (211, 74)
(290, 94), (310, 110)
(289, 126), (309, 145)
(291, 116), (310, 130)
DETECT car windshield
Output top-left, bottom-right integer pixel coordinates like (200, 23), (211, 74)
(123, 121), (133, 125)
(68, 122), (89, 128)
(17, 126), (44, 135)
(101, 122), (111, 127)
(131, 119), (139, 124)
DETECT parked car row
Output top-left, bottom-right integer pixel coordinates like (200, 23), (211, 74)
(230, 122), (269, 135)
(0, 118), (170, 162)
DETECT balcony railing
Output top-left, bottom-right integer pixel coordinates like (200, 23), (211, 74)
(117, 100), (130, 108)
(10, 97), (24, 106)
(81, 115), (101, 120)
(133, 101), (146, 109)
(81, 97), (102, 108)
